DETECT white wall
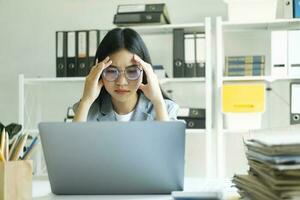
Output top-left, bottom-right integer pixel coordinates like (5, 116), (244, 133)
(0, 0), (227, 124)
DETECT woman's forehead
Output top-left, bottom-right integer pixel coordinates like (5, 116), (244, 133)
(109, 49), (134, 68)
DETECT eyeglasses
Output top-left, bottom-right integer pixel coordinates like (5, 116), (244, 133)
(102, 65), (143, 82)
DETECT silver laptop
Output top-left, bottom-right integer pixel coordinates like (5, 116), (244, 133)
(38, 121), (186, 195)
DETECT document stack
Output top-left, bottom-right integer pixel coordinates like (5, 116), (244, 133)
(224, 55), (265, 76)
(113, 3), (170, 26)
(233, 130), (300, 200)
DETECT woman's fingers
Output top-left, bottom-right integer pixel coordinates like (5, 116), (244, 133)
(90, 57), (112, 80)
(133, 54), (153, 78)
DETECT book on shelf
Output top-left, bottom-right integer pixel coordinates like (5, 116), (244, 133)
(224, 56), (265, 77)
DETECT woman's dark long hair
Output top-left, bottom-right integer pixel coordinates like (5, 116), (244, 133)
(94, 28), (171, 105)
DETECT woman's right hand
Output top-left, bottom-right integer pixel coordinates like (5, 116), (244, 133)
(80, 56), (112, 106)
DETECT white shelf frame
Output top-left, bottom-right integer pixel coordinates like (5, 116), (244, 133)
(18, 17), (214, 178)
(216, 16), (300, 178)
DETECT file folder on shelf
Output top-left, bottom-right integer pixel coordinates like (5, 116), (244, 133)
(184, 34), (196, 77)
(173, 29), (185, 77)
(290, 83), (300, 124)
(56, 31), (67, 77)
(222, 83), (265, 130)
(117, 3), (170, 20)
(76, 31), (88, 77)
(113, 12), (169, 25)
(88, 30), (100, 73)
(222, 84), (266, 113)
(196, 34), (206, 77)
(66, 31), (77, 77)
(177, 108), (206, 129)
(271, 31), (288, 77)
(288, 30), (300, 77)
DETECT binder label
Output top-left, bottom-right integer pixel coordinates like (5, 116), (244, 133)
(67, 32), (76, 57)
(57, 32), (64, 58)
(89, 31), (98, 57)
(78, 32), (87, 58)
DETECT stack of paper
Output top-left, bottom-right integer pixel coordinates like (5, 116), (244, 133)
(233, 131), (300, 200)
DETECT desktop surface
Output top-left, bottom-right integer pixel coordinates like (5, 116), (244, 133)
(32, 176), (239, 200)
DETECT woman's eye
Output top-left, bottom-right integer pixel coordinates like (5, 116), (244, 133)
(106, 69), (117, 73)
(127, 69), (137, 74)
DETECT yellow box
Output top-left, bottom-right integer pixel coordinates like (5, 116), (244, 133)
(0, 160), (32, 200)
(222, 83), (265, 113)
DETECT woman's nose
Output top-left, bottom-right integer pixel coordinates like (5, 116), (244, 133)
(116, 71), (128, 85)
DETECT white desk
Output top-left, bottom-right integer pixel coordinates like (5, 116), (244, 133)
(33, 176), (239, 200)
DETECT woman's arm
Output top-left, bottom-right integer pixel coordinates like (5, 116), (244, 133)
(153, 98), (169, 121)
(133, 55), (170, 121)
(73, 100), (93, 122)
(73, 57), (112, 122)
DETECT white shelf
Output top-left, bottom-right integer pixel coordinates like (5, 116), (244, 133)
(121, 23), (205, 34)
(24, 77), (85, 84)
(222, 129), (250, 133)
(26, 128), (206, 135)
(186, 129), (206, 134)
(160, 77), (205, 84)
(25, 128), (206, 134)
(222, 18), (300, 31)
(222, 76), (300, 82)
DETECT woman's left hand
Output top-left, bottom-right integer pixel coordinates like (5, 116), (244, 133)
(133, 54), (164, 105)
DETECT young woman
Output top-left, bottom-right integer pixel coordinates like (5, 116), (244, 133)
(73, 28), (179, 122)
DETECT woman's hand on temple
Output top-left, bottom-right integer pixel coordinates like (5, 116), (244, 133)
(133, 54), (164, 105)
(81, 57), (112, 106)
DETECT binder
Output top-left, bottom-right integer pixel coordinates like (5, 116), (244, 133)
(88, 30), (100, 73)
(76, 31), (88, 77)
(271, 31), (288, 77)
(100, 30), (108, 43)
(116, 3), (170, 23)
(290, 83), (300, 124)
(173, 29), (185, 77)
(66, 31), (77, 77)
(184, 34), (196, 77)
(113, 12), (169, 25)
(222, 83), (265, 113)
(177, 117), (205, 129)
(288, 30), (300, 77)
(284, 0), (294, 18)
(56, 31), (67, 77)
(178, 108), (206, 118)
(177, 108), (206, 129)
(294, 0), (300, 17)
(195, 33), (206, 77)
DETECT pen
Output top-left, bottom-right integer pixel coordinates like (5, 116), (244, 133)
(10, 133), (28, 161)
(0, 128), (6, 155)
(9, 136), (19, 160)
(5, 131), (9, 161)
(23, 143), (38, 160)
(22, 136), (38, 160)
(0, 150), (5, 162)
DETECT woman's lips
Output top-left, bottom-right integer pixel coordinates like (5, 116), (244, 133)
(115, 89), (130, 94)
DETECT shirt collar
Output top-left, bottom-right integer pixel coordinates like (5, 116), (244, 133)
(97, 92), (152, 121)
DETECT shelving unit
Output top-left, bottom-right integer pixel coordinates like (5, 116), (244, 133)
(216, 17), (300, 178)
(18, 17), (213, 177)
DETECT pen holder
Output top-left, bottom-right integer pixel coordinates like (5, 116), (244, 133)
(0, 160), (32, 200)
